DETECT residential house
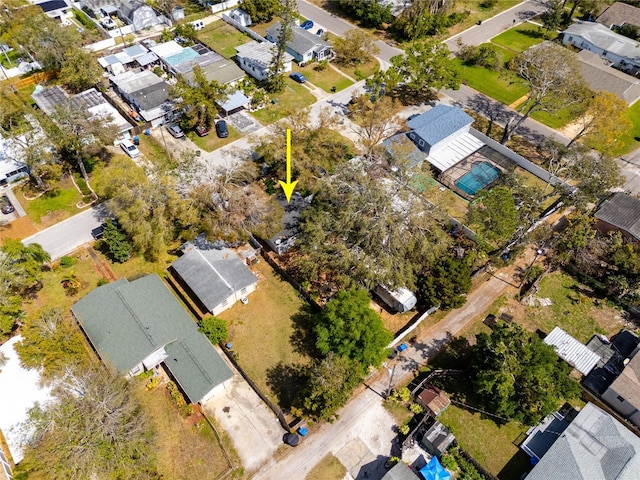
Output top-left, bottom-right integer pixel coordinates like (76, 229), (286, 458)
(235, 41), (293, 82)
(601, 352), (640, 427)
(562, 20), (640, 73)
(172, 44), (244, 85)
(110, 70), (171, 126)
(381, 462), (421, 480)
(0, 136), (31, 186)
(170, 247), (258, 316)
(595, 192), (640, 242)
(265, 192), (310, 255)
(216, 90), (251, 115)
(378, 0), (414, 17)
(118, 0), (161, 31)
(98, 44), (159, 75)
(31, 86), (132, 135)
(576, 50), (640, 105)
(596, 2), (640, 31)
(72, 274), (233, 404)
(523, 402), (640, 479)
(416, 386), (450, 417)
(266, 22), (332, 64)
(34, 0), (73, 21)
(228, 8), (251, 27)
(374, 285), (417, 313)
(543, 326), (602, 375)
(519, 407), (576, 462)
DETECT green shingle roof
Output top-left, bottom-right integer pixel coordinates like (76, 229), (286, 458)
(72, 274), (232, 403)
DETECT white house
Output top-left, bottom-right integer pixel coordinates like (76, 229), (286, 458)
(266, 22), (333, 64)
(229, 7), (251, 26)
(374, 285), (417, 313)
(235, 41), (293, 82)
(562, 20), (640, 73)
(34, 0), (74, 21)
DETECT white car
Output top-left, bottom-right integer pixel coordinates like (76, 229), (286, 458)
(120, 139), (140, 158)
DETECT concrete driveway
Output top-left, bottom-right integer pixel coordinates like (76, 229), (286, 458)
(618, 152), (640, 195)
(203, 373), (283, 473)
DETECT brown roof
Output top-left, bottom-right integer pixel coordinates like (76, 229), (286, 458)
(417, 386), (450, 415)
(597, 2), (640, 29)
(577, 50), (640, 105)
(608, 353), (640, 406)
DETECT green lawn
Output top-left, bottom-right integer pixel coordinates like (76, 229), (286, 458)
(251, 77), (317, 124)
(186, 124), (241, 152)
(296, 63), (353, 92)
(0, 48), (20, 69)
(609, 100), (640, 155)
(333, 56), (380, 81)
(490, 23), (547, 53)
(137, 135), (171, 169)
(218, 261), (312, 405)
(454, 57), (528, 105)
(20, 178), (86, 225)
(530, 107), (574, 129)
(197, 22), (252, 59)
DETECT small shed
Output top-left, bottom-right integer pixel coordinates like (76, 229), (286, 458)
(416, 386), (450, 417)
(544, 326), (602, 375)
(420, 421), (455, 457)
(374, 285), (417, 313)
(229, 8), (251, 26)
(217, 90), (251, 115)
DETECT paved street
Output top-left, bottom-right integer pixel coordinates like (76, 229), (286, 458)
(22, 203), (108, 260)
(618, 150), (640, 195)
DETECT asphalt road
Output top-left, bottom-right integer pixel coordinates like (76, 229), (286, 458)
(22, 203), (109, 260)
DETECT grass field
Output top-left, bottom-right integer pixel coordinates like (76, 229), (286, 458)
(251, 77), (317, 124)
(197, 22), (252, 59)
(218, 260), (312, 405)
(187, 124), (241, 152)
(454, 57), (528, 106)
(490, 23), (547, 53)
(610, 100), (640, 155)
(305, 454), (347, 480)
(296, 63), (353, 92)
(19, 177), (86, 226)
(447, 0), (524, 37)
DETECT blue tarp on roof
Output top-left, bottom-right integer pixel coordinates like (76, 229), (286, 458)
(419, 457), (451, 480)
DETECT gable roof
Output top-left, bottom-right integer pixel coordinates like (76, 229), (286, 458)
(266, 22), (332, 56)
(382, 462), (421, 480)
(597, 2), (640, 29)
(595, 192), (640, 240)
(235, 41), (293, 68)
(577, 50), (640, 105)
(526, 402), (640, 480)
(563, 21), (640, 63)
(72, 274), (233, 403)
(544, 326), (602, 375)
(183, 58), (245, 85)
(417, 386), (450, 416)
(171, 248), (258, 313)
(608, 352), (640, 405)
(407, 105), (473, 147)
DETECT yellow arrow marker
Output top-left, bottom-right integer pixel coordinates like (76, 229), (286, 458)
(278, 128), (298, 202)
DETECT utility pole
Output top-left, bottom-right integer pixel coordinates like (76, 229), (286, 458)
(386, 364), (397, 398)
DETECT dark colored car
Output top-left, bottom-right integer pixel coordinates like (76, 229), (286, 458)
(289, 72), (307, 84)
(300, 20), (314, 30)
(315, 28), (324, 36)
(167, 124), (185, 138)
(215, 120), (229, 138)
(195, 124), (210, 137)
(1, 196), (15, 214)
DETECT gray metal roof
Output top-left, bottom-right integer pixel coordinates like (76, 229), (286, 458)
(171, 248), (257, 313)
(577, 50), (640, 105)
(72, 275), (232, 403)
(595, 192), (640, 240)
(526, 402), (640, 480)
(111, 70), (169, 110)
(381, 463), (421, 480)
(266, 23), (332, 57)
(235, 41), (293, 68)
(407, 105), (473, 148)
(31, 86), (69, 116)
(563, 21), (640, 63)
(217, 90), (250, 112)
(544, 326), (602, 375)
(183, 58), (245, 85)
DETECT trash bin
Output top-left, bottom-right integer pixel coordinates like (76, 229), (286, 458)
(144, 129), (151, 136)
(195, 150), (201, 157)
(132, 135), (139, 145)
(298, 427), (308, 437)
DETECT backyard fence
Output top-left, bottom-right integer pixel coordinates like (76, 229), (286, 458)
(222, 12), (269, 43)
(211, 0), (240, 13)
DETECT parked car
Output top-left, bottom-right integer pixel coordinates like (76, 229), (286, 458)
(195, 124), (210, 137)
(315, 28), (324, 36)
(120, 139), (141, 158)
(215, 120), (229, 138)
(1, 196), (14, 214)
(167, 124), (185, 138)
(289, 72), (307, 84)
(300, 20), (314, 30)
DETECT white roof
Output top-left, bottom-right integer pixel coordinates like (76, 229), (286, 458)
(149, 40), (183, 59)
(87, 103), (131, 133)
(427, 131), (485, 172)
(544, 326), (602, 375)
(0, 336), (54, 463)
(564, 20), (640, 63)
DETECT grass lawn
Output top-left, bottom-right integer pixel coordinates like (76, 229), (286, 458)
(447, 0), (524, 37)
(490, 23), (547, 53)
(19, 177), (86, 227)
(218, 260), (312, 405)
(305, 454), (347, 480)
(0, 48), (20, 69)
(609, 100), (640, 155)
(197, 22), (252, 59)
(251, 77), (316, 124)
(296, 63), (353, 92)
(454, 57), (528, 106)
(333, 56), (380, 81)
(136, 135), (171, 169)
(136, 383), (232, 480)
(529, 106), (575, 129)
(186, 124), (241, 152)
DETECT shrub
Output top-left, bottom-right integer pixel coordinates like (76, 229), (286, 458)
(409, 403), (423, 414)
(59, 256), (75, 268)
(97, 278), (109, 286)
(458, 44), (500, 70)
(440, 452), (458, 471)
(102, 219), (131, 263)
(390, 387), (411, 403)
(398, 424), (410, 435)
(167, 381), (193, 418)
(314, 60), (329, 71)
(146, 377), (159, 390)
(199, 316), (228, 345)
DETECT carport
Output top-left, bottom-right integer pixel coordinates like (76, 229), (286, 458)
(217, 91), (251, 117)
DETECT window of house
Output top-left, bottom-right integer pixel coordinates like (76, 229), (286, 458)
(409, 132), (415, 140)
(222, 299), (228, 307)
(419, 139), (425, 147)
(617, 395), (625, 402)
(568, 36), (573, 42)
(603, 50), (608, 56)
(241, 287), (247, 294)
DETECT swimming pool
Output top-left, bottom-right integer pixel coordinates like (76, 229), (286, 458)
(455, 161), (501, 196)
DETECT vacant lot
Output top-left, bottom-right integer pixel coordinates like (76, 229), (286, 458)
(297, 63), (353, 92)
(197, 22), (251, 59)
(305, 454), (347, 480)
(454, 55), (528, 106)
(251, 77), (317, 124)
(218, 260), (312, 404)
(19, 177), (86, 227)
(490, 23), (547, 53)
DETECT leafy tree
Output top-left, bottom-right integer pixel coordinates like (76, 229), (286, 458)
(348, 94), (401, 159)
(267, 0), (297, 93)
(391, 0), (465, 40)
(458, 43), (500, 70)
(338, 0), (393, 28)
(59, 48), (102, 93)
(199, 316), (228, 344)
(314, 288), (393, 371)
(614, 24), (639, 40)
(568, 152), (624, 204)
(333, 29), (379, 66)
(466, 186), (519, 247)
(16, 365), (157, 480)
(301, 353), (362, 420)
(239, 0), (281, 23)
(101, 219), (132, 263)
(418, 256), (472, 310)
(540, 0), (563, 34)
(501, 43), (589, 144)
(380, 40), (459, 101)
(170, 66), (227, 130)
(471, 321), (580, 424)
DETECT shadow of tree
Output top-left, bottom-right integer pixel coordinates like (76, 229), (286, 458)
(289, 304), (321, 359)
(265, 361), (308, 411)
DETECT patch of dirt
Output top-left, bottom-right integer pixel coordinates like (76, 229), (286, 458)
(38, 210), (70, 229)
(0, 216), (37, 240)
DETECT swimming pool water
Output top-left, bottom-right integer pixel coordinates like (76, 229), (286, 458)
(455, 161), (500, 196)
